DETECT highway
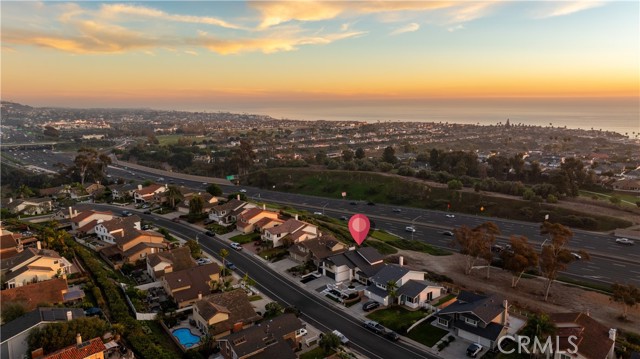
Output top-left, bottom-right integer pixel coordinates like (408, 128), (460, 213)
(76, 204), (436, 359)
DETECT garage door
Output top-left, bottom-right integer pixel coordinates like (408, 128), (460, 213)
(325, 270), (335, 280)
(458, 330), (492, 348)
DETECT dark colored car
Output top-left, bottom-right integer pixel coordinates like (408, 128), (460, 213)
(350, 201), (358, 205)
(205, 231), (215, 237)
(340, 216), (348, 221)
(121, 210), (132, 217)
(363, 320), (385, 334)
(226, 262), (237, 270)
(367, 202), (375, 206)
(362, 301), (380, 312)
(143, 210), (151, 214)
(467, 343), (483, 357)
(171, 217), (180, 223)
(384, 330), (400, 341)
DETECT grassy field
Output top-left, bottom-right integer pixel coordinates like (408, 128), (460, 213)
(406, 320), (449, 347)
(300, 347), (334, 359)
(156, 134), (206, 146)
(247, 168), (632, 231)
(366, 307), (429, 333)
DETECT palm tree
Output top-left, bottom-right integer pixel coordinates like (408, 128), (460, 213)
(386, 280), (398, 306)
(165, 185), (183, 209)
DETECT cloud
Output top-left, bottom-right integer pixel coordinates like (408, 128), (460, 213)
(98, 3), (245, 30)
(445, 1), (498, 24)
(184, 50), (198, 56)
(447, 24), (465, 32)
(390, 23), (420, 36)
(534, 1), (605, 18)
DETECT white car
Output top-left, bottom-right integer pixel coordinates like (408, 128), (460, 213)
(331, 330), (349, 345)
(616, 238), (635, 245)
(295, 328), (308, 337)
(445, 214), (455, 218)
(239, 189), (247, 193)
(405, 226), (416, 233)
(313, 211), (323, 215)
(571, 252), (582, 260)
(230, 242), (243, 251)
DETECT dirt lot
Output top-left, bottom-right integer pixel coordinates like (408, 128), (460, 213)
(397, 250), (640, 334)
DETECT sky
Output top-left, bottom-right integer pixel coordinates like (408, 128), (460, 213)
(1, 1), (639, 114)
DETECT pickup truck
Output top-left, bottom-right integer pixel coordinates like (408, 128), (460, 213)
(363, 320), (385, 334)
(331, 330), (349, 345)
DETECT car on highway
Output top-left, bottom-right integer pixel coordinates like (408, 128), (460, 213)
(392, 208), (402, 212)
(230, 242), (243, 251)
(362, 301), (380, 312)
(616, 238), (635, 245)
(466, 343), (483, 357)
(363, 320), (385, 334)
(571, 252), (582, 260)
(445, 214), (455, 218)
(313, 211), (323, 215)
(367, 202), (375, 206)
(340, 216), (348, 221)
(405, 226), (416, 233)
(441, 231), (454, 236)
(239, 189), (247, 193)
(350, 201), (358, 205)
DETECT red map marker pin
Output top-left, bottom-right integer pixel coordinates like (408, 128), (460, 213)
(348, 214), (370, 246)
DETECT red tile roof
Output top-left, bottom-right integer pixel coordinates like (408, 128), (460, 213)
(42, 337), (106, 359)
(0, 278), (67, 311)
(136, 184), (166, 196)
(550, 312), (614, 359)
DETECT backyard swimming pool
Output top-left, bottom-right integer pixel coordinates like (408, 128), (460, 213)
(172, 328), (201, 348)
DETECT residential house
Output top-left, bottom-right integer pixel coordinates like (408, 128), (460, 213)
(99, 228), (166, 267)
(38, 186), (67, 199)
(546, 312), (616, 359)
(0, 278), (78, 311)
(253, 217), (284, 233)
(94, 215), (141, 243)
(364, 264), (443, 307)
(70, 209), (114, 231)
(109, 183), (138, 200)
(39, 335), (106, 359)
(321, 247), (384, 284)
(236, 208), (280, 234)
(1, 244), (73, 288)
(262, 217), (318, 248)
(192, 289), (261, 338)
(162, 263), (220, 308)
(177, 192), (219, 214)
(612, 178), (640, 193)
(1, 307), (85, 359)
(208, 199), (253, 225)
(84, 183), (106, 197)
(133, 184), (168, 203)
(435, 291), (509, 350)
(1, 198), (53, 215)
(219, 313), (302, 359)
(288, 236), (347, 266)
(146, 246), (196, 280)
(0, 230), (24, 259)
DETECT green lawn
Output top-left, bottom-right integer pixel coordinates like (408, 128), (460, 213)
(258, 248), (289, 262)
(365, 240), (398, 255)
(370, 230), (401, 241)
(366, 307), (428, 333)
(406, 320), (449, 347)
(155, 134), (206, 146)
(230, 232), (261, 244)
(300, 347), (334, 359)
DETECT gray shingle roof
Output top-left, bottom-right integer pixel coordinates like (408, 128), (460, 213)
(370, 265), (410, 285)
(438, 291), (505, 324)
(397, 280), (440, 298)
(0, 307), (85, 342)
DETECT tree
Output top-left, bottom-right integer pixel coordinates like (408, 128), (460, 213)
(315, 151), (327, 164)
(342, 149), (354, 162)
(1, 302), (26, 323)
(502, 235), (538, 288)
(69, 148), (111, 185)
(28, 317), (109, 354)
(382, 146), (397, 164)
(539, 222), (589, 301)
(264, 301), (283, 319)
(241, 272), (256, 288)
(188, 195), (204, 218)
(355, 147), (365, 159)
(185, 239), (201, 258)
(18, 184), (34, 198)
(611, 283), (640, 320)
(206, 184), (222, 197)
(165, 185), (183, 209)
(447, 179), (463, 190)
(520, 314), (556, 356)
(319, 332), (341, 352)
(386, 280), (398, 306)
(452, 223), (498, 276)
(219, 248), (229, 267)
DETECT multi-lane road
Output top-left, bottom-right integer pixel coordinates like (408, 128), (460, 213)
(5, 148), (639, 285)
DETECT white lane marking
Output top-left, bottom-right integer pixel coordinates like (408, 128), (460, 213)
(612, 263), (626, 268)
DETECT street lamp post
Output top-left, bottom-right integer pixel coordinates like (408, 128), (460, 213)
(411, 215), (422, 241)
(322, 203), (328, 215)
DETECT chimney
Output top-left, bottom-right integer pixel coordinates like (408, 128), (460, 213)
(586, 309), (590, 317)
(237, 194), (240, 200)
(75, 333), (82, 345)
(295, 214), (299, 220)
(36, 241), (41, 250)
(399, 256), (404, 267)
(66, 310), (73, 321)
(502, 299), (509, 325)
(198, 292), (202, 300)
(609, 328), (616, 341)
(263, 204), (266, 210)
(8, 198), (13, 203)
(138, 184), (143, 190)
(68, 207), (74, 218)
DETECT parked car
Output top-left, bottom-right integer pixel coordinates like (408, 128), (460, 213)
(331, 330), (349, 345)
(143, 210), (151, 214)
(441, 231), (454, 236)
(405, 226), (416, 233)
(205, 230), (215, 237)
(226, 262), (237, 270)
(350, 201), (358, 205)
(616, 238), (635, 245)
(384, 330), (400, 341)
(367, 202), (375, 206)
(196, 258), (212, 265)
(230, 242), (243, 251)
(363, 320), (385, 334)
(466, 343), (483, 357)
(121, 210), (132, 217)
(295, 328), (308, 337)
(171, 217), (181, 223)
(362, 301), (380, 312)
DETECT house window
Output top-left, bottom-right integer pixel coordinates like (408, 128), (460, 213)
(464, 317), (478, 326)
(437, 318), (448, 326)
